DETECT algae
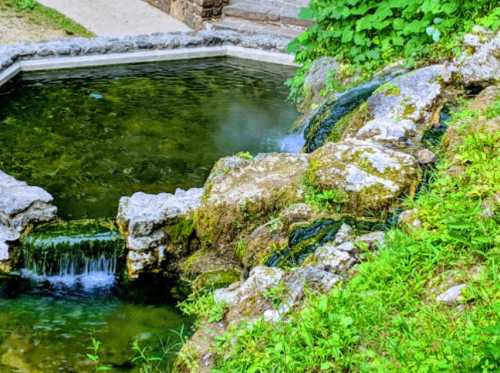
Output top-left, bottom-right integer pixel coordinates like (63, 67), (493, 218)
(0, 58), (297, 219)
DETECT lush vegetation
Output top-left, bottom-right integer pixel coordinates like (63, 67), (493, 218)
(208, 96), (500, 371)
(288, 0), (500, 100)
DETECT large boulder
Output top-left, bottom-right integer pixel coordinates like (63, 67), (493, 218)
(457, 27), (499, 86)
(353, 65), (449, 148)
(117, 188), (203, 279)
(308, 139), (420, 212)
(0, 171), (57, 271)
(195, 153), (309, 253)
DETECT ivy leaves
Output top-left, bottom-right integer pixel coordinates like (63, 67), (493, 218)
(293, 0), (498, 79)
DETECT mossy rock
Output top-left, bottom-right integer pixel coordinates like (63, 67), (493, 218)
(192, 270), (241, 293)
(195, 153), (309, 254)
(303, 78), (383, 152)
(179, 249), (242, 295)
(308, 139), (420, 214)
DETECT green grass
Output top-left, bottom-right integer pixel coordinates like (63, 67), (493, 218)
(1, 0), (92, 37)
(210, 96), (500, 371)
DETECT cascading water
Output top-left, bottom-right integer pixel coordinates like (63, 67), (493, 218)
(280, 68), (407, 154)
(19, 220), (124, 292)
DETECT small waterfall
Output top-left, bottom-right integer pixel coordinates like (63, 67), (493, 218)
(279, 125), (306, 153)
(291, 68), (406, 153)
(19, 220), (124, 292)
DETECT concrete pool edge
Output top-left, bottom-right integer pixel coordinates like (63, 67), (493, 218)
(0, 30), (297, 88)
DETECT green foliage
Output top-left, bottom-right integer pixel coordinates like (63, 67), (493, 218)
(178, 291), (227, 326)
(235, 151), (254, 160)
(86, 338), (112, 372)
(264, 282), (287, 309)
(212, 98), (500, 371)
(288, 0), (499, 101)
(235, 238), (247, 260)
(15, 0), (35, 10)
(304, 182), (349, 212)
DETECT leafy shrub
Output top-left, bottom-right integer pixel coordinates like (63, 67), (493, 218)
(288, 0), (499, 100)
(178, 291), (227, 325)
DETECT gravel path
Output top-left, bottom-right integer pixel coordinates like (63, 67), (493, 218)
(37, 0), (190, 37)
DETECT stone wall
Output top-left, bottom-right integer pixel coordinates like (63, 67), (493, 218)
(145, 0), (229, 28)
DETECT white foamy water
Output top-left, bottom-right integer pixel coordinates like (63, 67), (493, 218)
(279, 127), (305, 153)
(21, 255), (117, 291)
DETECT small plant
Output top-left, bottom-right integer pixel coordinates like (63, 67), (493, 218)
(179, 291), (227, 325)
(305, 184), (349, 211)
(235, 151), (253, 160)
(15, 0), (36, 10)
(131, 340), (163, 373)
(235, 238), (247, 259)
(86, 337), (112, 372)
(264, 282), (287, 309)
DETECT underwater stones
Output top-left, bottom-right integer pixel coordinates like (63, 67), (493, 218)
(117, 188), (203, 278)
(196, 153), (309, 250)
(354, 65), (448, 148)
(308, 139), (419, 211)
(458, 29), (499, 86)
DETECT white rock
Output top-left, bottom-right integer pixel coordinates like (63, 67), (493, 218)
(436, 284), (466, 304)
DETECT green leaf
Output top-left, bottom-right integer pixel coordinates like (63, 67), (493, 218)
(299, 7), (315, 21)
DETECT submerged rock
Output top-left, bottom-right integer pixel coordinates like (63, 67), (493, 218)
(308, 139), (419, 212)
(117, 188), (203, 279)
(195, 153), (309, 252)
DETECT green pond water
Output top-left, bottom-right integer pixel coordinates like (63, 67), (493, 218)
(0, 58), (297, 372)
(0, 57), (297, 219)
(0, 294), (189, 372)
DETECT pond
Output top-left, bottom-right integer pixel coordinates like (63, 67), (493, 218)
(0, 293), (189, 372)
(0, 57), (298, 219)
(0, 57), (298, 372)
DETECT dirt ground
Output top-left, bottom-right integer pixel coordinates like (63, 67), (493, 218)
(0, 5), (66, 44)
(0, 1), (91, 45)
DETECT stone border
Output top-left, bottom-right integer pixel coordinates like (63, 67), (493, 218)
(0, 30), (296, 87)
